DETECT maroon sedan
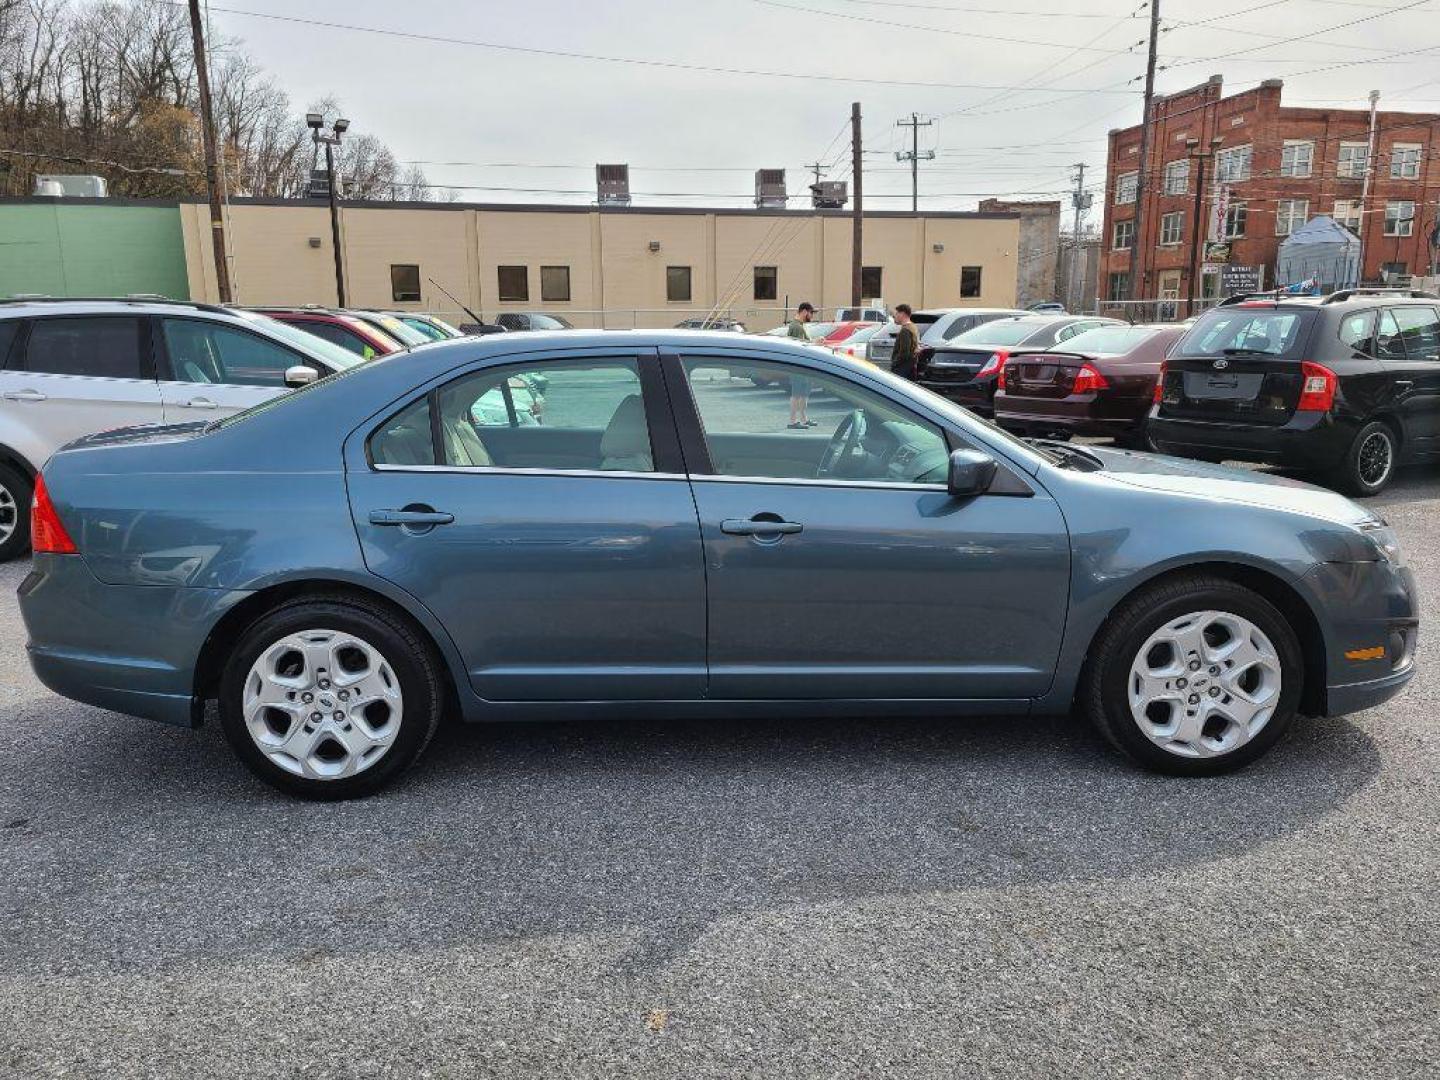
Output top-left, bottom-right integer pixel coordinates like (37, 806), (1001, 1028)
(993, 323), (1185, 447)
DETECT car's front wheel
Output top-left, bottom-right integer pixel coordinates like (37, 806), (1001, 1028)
(0, 462), (32, 562)
(1081, 576), (1304, 776)
(218, 596), (443, 799)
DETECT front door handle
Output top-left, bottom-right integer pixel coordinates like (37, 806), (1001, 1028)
(2, 389), (46, 402)
(369, 508), (455, 527)
(721, 517), (803, 536)
(180, 397), (218, 409)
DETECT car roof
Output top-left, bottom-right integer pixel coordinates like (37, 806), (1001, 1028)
(0, 297), (234, 318)
(915, 307), (1024, 317)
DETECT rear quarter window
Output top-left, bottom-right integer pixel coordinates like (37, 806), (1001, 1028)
(22, 316), (145, 378)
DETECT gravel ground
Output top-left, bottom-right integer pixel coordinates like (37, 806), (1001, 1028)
(0, 468), (1436, 1079)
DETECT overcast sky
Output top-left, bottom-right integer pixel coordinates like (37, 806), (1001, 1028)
(202, 0), (1440, 221)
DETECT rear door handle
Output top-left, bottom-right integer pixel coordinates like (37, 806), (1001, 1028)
(180, 397), (218, 409)
(721, 517), (803, 536)
(2, 389), (46, 402)
(369, 509), (455, 526)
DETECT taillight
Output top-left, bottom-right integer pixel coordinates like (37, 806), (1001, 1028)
(1296, 361), (1338, 412)
(31, 474), (77, 554)
(1153, 361), (1167, 404)
(1072, 363), (1111, 395)
(978, 349), (1010, 377)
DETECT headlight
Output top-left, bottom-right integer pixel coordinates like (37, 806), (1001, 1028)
(1359, 520), (1404, 567)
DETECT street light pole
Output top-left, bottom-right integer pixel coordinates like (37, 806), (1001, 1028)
(308, 113), (350, 307)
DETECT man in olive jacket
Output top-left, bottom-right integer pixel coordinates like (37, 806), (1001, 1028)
(889, 303), (920, 380)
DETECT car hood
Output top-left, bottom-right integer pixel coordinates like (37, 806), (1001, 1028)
(1080, 445), (1373, 526)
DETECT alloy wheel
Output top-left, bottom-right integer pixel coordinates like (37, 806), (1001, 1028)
(241, 628), (404, 780)
(1357, 429), (1394, 489)
(0, 482), (15, 546)
(1126, 610), (1283, 759)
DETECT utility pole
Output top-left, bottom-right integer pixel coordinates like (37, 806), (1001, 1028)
(895, 113), (935, 213)
(187, 0), (231, 303)
(1357, 89), (1380, 284)
(307, 113), (350, 306)
(1128, 0), (1161, 302)
(805, 161), (826, 187)
(851, 101), (863, 307)
(1067, 163), (1091, 313)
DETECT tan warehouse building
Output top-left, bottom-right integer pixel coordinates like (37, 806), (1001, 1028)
(174, 199), (1027, 328)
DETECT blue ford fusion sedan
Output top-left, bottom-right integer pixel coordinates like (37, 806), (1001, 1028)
(19, 331), (1418, 798)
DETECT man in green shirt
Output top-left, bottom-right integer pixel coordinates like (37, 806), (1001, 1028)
(786, 302), (817, 429)
(890, 303), (920, 380)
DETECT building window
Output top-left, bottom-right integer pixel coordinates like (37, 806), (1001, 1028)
(1334, 200), (1362, 231)
(1162, 159), (1190, 196)
(1159, 212), (1183, 246)
(390, 264), (421, 303)
(1381, 261), (1409, 279)
(666, 265), (693, 302)
(1337, 142), (1369, 179)
(1107, 272), (1130, 302)
(497, 265), (528, 303)
(1384, 201), (1416, 237)
(540, 265), (571, 303)
(1223, 202), (1247, 239)
(1115, 171), (1138, 205)
(1113, 220), (1135, 250)
(753, 265), (778, 301)
(861, 266), (883, 298)
(1214, 144), (1252, 183)
(960, 266), (983, 298)
(1275, 199), (1309, 237)
(1280, 141), (1314, 179)
(1390, 144), (1422, 180)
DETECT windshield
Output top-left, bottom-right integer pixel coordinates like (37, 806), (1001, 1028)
(400, 316), (449, 341)
(369, 315), (430, 346)
(1176, 308), (1315, 359)
(950, 319), (1045, 347)
(1052, 326), (1158, 355)
(530, 314), (574, 330)
(426, 316), (463, 337)
(238, 312), (363, 370)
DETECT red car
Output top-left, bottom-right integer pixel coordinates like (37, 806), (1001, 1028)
(818, 320), (881, 346)
(993, 323), (1185, 447)
(251, 308), (402, 359)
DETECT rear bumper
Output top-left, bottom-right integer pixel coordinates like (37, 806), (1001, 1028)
(917, 374), (997, 414)
(1148, 411), (1357, 468)
(19, 554), (243, 727)
(995, 393), (1147, 437)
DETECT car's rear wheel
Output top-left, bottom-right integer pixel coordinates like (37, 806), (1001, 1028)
(1081, 576), (1304, 776)
(1333, 420), (1397, 497)
(0, 462), (32, 562)
(218, 597), (443, 799)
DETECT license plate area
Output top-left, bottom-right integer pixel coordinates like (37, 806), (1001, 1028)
(1184, 372), (1263, 401)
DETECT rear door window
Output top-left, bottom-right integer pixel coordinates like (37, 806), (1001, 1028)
(1338, 311), (1377, 355)
(1391, 306), (1440, 362)
(22, 317), (145, 378)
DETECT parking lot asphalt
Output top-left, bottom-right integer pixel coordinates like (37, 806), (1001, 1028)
(1, 466), (1437, 1079)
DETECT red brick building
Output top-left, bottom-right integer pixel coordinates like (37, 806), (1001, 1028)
(1100, 75), (1440, 307)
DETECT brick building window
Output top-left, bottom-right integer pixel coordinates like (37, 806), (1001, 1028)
(1275, 199), (1309, 237)
(1159, 212), (1183, 246)
(1384, 201), (1416, 237)
(1334, 200), (1362, 231)
(861, 266), (883, 298)
(497, 265), (528, 302)
(1115, 171), (1138, 205)
(960, 266), (983, 298)
(1113, 220), (1135, 250)
(1214, 145), (1252, 183)
(1163, 160), (1190, 196)
(667, 265), (693, 302)
(1337, 142), (1369, 179)
(1390, 144), (1422, 180)
(1280, 141), (1313, 179)
(540, 265), (571, 303)
(753, 265), (777, 301)
(390, 264), (421, 302)
(1107, 272), (1130, 302)
(1223, 203), (1248, 239)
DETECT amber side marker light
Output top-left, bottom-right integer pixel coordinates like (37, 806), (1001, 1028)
(1345, 646), (1386, 662)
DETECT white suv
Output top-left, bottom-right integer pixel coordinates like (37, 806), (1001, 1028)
(0, 298), (363, 559)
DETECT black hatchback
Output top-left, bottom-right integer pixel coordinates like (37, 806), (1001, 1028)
(1149, 289), (1440, 495)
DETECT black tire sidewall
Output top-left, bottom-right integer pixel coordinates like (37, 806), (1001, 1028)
(1094, 583), (1305, 776)
(1339, 420), (1396, 497)
(0, 463), (33, 562)
(218, 601), (439, 799)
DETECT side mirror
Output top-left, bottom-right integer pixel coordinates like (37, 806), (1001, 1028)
(947, 448), (998, 499)
(284, 364), (320, 389)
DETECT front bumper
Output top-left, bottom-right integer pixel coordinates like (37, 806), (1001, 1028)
(1305, 559), (1420, 718)
(19, 554), (242, 727)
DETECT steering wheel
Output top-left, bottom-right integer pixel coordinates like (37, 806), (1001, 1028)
(816, 409), (868, 478)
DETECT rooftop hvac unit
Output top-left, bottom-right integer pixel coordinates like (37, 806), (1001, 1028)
(811, 181), (847, 209)
(596, 164), (631, 207)
(33, 174), (108, 198)
(755, 169), (787, 208)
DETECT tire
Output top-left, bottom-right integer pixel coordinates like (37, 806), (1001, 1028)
(1081, 575), (1304, 777)
(1332, 420), (1398, 497)
(218, 596), (444, 799)
(1121, 419), (1159, 452)
(0, 462), (32, 562)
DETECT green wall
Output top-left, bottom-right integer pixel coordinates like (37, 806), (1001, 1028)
(0, 202), (190, 299)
